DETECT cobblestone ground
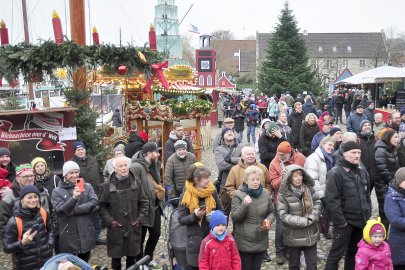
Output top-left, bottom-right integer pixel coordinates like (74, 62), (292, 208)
(0, 124), (378, 270)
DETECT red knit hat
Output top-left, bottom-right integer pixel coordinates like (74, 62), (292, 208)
(277, 141), (291, 154)
(139, 131), (148, 142)
(369, 224), (385, 238)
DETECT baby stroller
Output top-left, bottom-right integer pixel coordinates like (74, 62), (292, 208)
(40, 253), (106, 270)
(163, 197), (187, 270)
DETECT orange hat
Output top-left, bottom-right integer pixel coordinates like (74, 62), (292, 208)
(277, 141), (291, 154)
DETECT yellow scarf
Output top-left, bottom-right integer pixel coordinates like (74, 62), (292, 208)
(181, 180), (216, 221)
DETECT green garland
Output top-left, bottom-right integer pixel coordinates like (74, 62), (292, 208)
(138, 98), (213, 116)
(0, 41), (164, 83)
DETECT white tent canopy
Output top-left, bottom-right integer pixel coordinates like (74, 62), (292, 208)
(336, 66), (405, 85)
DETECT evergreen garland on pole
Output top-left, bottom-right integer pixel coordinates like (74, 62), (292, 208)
(258, 2), (320, 97)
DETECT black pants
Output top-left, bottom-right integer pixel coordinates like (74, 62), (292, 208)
(394, 265), (405, 270)
(288, 244), (317, 270)
(239, 251), (265, 270)
(325, 224), (363, 270)
(77, 251), (91, 262)
(275, 211), (286, 254)
(136, 209), (161, 261)
(111, 256), (135, 270)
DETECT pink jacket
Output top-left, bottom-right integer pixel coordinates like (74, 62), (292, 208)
(198, 232), (241, 270)
(355, 239), (393, 270)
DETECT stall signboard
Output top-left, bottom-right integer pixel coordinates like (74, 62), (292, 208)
(32, 112), (64, 131)
(396, 89), (405, 110)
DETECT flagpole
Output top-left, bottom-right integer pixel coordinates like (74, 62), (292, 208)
(179, 4), (193, 26)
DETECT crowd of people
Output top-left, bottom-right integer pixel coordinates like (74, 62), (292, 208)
(1, 87), (405, 270)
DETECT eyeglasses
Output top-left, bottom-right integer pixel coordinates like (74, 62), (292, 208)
(20, 175), (35, 180)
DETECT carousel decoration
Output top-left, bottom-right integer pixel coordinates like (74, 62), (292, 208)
(52, 10), (64, 45)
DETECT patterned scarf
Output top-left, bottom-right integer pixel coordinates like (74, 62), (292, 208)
(290, 183), (313, 215)
(35, 170), (50, 182)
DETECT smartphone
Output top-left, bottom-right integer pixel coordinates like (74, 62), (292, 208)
(75, 178), (85, 192)
(31, 224), (40, 233)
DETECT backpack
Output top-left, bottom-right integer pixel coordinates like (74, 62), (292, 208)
(16, 207), (47, 240)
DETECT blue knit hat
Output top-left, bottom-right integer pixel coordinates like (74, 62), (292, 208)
(73, 141), (86, 152)
(19, 185), (40, 200)
(209, 210), (227, 229)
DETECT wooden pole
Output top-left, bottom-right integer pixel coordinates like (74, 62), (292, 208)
(21, 0), (34, 101)
(69, 0), (86, 90)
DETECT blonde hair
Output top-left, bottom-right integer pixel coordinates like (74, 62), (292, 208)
(243, 166), (263, 182)
(320, 136), (335, 146)
(305, 113), (318, 122)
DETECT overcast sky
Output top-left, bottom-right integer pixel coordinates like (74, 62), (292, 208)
(1, 0), (405, 48)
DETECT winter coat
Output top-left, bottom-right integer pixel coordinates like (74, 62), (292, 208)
(325, 159), (371, 228)
(111, 111), (122, 127)
(357, 133), (377, 186)
(285, 95), (294, 107)
(164, 131), (194, 163)
(299, 122), (319, 156)
(99, 171), (149, 258)
(217, 100), (225, 122)
(214, 140), (243, 188)
(267, 101), (279, 117)
(224, 99), (235, 111)
(51, 180), (98, 254)
(178, 189), (223, 267)
(397, 138), (405, 167)
(131, 151), (164, 227)
(212, 129), (242, 152)
(225, 159), (271, 197)
(344, 94), (353, 111)
(103, 157), (132, 181)
(364, 108), (375, 124)
(355, 239), (393, 270)
(165, 152), (197, 199)
(125, 133), (146, 159)
(232, 106), (245, 132)
(71, 154), (103, 196)
(3, 204), (53, 270)
(384, 184), (405, 265)
(277, 120), (292, 142)
(334, 95), (344, 110)
(1, 163), (16, 183)
(288, 111), (305, 148)
(303, 101), (317, 116)
(198, 232), (241, 270)
(373, 122), (385, 139)
(277, 165), (321, 247)
(246, 109), (259, 127)
(304, 147), (329, 199)
(347, 113), (368, 134)
(258, 133), (286, 169)
(269, 150), (306, 204)
(375, 140), (399, 207)
(231, 185), (275, 253)
(311, 131), (327, 153)
(35, 173), (61, 197)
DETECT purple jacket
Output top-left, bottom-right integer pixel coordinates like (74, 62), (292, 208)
(355, 239), (393, 270)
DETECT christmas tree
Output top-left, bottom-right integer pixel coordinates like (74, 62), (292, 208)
(258, 2), (319, 97)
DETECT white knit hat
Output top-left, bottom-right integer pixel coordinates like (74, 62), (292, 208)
(62, 161), (80, 176)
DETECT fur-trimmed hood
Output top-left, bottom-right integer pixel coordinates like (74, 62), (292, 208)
(279, 164), (315, 195)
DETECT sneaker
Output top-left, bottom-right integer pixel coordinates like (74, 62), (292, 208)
(263, 252), (272, 262)
(275, 253), (286, 265)
(148, 260), (161, 270)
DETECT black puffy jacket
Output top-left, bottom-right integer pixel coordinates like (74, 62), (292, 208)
(125, 133), (146, 159)
(287, 111), (305, 149)
(258, 134), (285, 169)
(357, 133), (377, 185)
(374, 139), (399, 206)
(3, 204), (53, 270)
(299, 122), (319, 156)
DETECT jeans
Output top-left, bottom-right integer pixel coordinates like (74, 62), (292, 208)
(324, 224), (363, 270)
(288, 244), (317, 270)
(111, 256), (135, 270)
(136, 209), (161, 261)
(247, 125), (256, 144)
(275, 211), (286, 254)
(239, 251), (265, 270)
(344, 109), (351, 121)
(236, 131), (243, 142)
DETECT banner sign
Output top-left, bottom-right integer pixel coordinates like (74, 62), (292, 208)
(32, 112), (64, 131)
(0, 120), (65, 151)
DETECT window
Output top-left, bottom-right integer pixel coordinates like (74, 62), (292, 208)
(199, 75), (204, 85)
(318, 46), (323, 52)
(342, 60), (348, 68)
(347, 46), (352, 52)
(332, 46), (337, 52)
(207, 75), (212, 86)
(359, 60), (365, 67)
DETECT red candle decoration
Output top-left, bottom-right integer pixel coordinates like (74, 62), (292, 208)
(92, 26), (99, 45)
(149, 24), (157, 51)
(117, 65), (128, 75)
(52, 10), (64, 45)
(0, 20), (9, 45)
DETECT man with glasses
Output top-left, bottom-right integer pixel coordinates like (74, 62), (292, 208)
(0, 164), (52, 238)
(164, 123), (194, 164)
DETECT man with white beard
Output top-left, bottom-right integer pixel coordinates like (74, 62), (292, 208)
(165, 140), (197, 205)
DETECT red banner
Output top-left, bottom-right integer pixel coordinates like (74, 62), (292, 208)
(0, 120), (65, 151)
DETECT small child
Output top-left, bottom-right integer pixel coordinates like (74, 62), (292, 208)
(198, 210), (241, 270)
(0, 167), (12, 201)
(355, 217), (393, 270)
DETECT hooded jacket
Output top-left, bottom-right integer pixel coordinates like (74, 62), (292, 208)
(165, 152), (197, 199)
(125, 132), (146, 159)
(198, 232), (241, 270)
(277, 165), (321, 247)
(164, 131), (194, 163)
(355, 239), (393, 270)
(384, 184), (405, 265)
(214, 140), (243, 188)
(3, 204), (53, 270)
(303, 100), (317, 116)
(51, 180), (98, 254)
(325, 159), (371, 228)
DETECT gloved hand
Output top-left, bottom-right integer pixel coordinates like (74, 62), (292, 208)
(225, 157), (232, 164)
(110, 220), (122, 229)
